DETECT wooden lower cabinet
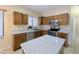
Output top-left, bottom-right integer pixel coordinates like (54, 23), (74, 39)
(57, 32), (68, 47)
(34, 30), (43, 38)
(33, 30), (48, 38)
(13, 33), (27, 51)
(42, 30), (48, 35)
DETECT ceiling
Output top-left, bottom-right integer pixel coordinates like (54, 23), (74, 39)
(17, 5), (70, 13)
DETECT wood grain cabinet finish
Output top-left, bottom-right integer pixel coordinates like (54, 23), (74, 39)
(14, 11), (28, 25)
(38, 17), (43, 25)
(13, 33), (27, 51)
(33, 30), (48, 38)
(52, 13), (69, 25)
(57, 32), (68, 47)
(34, 31), (43, 38)
(53, 15), (59, 20)
(14, 12), (23, 25)
(22, 14), (28, 25)
(41, 17), (49, 25)
(58, 13), (69, 25)
(40, 13), (69, 25)
(42, 30), (48, 35)
(47, 16), (54, 20)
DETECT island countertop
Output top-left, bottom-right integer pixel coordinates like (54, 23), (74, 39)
(20, 35), (65, 54)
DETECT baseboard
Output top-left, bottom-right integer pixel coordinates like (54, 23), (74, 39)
(0, 45), (12, 52)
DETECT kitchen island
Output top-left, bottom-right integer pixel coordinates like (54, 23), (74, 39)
(20, 35), (65, 54)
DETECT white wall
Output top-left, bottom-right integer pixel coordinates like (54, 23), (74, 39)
(0, 5), (41, 50)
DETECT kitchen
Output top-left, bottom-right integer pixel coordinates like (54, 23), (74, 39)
(0, 5), (73, 54)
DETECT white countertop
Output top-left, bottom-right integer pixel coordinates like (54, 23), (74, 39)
(12, 25), (71, 34)
(12, 28), (70, 34)
(20, 35), (65, 54)
(12, 29), (41, 34)
(58, 28), (70, 33)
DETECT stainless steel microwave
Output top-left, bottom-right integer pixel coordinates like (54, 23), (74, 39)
(49, 20), (60, 31)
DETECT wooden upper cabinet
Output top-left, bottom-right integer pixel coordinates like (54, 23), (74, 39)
(40, 13), (69, 25)
(58, 13), (69, 25)
(53, 15), (59, 20)
(47, 16), (54, 20)
(48, 13), (69, 25)
(42, 17), (49, 25)
(38, 17), (42, 25)
(14, 12), (22, 25)
(14, 11), (28, 25)
(22, 14), (28, 25)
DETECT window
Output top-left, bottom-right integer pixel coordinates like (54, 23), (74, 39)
(28, 16), (38, 27)
(28, 16), (33, 26)
(32, 17), (38, 26)
(0, 11), (4, 38)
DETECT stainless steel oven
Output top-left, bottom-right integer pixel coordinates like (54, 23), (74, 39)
(48, 19), (60, 36)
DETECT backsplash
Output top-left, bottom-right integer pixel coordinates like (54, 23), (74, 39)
(41, 25), (50, 30)
(12, 25), (70, 34)
(12, 25), (28, 33)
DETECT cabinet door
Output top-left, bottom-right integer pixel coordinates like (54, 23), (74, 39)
(14, 12), (22, 25)
(42, 30), (48, 35)
(57, 32), (68, 47)
(34, 31), (42, 38)
(47, 13), (69, 25)
(22, 14), (28, 25)
(13, 33), (27, 51)
(53, 15), (59, 20)
(38, 17), (42, 25)
(42, 17), (49, 25)
(47, 16), (54, 20)
(58, 13), (69, 25)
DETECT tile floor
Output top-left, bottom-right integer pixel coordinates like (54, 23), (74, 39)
(0, 46), (74, 54)
(0, 38), (79, 54)
(0, 48), (22, 54)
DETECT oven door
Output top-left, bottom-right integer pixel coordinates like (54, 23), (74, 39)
(48, 30), (57, 36)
